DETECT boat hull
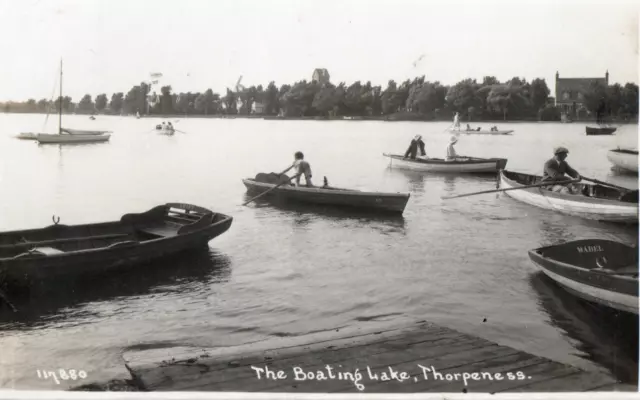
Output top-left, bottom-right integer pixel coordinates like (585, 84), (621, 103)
(0, 203), (233, 285)
(607, 149), (638, 173)
(384, 154), (507, 173)
(36, 133), (111, 143)
(449, 129), (513, 135)
(499, 170), (638, 223)
(61, 128), (112, 135)
(586, 126), (617, 135)
(528, 240), (638, 315)
(242, 179), (410, 214)
(15, 132), (37, 140)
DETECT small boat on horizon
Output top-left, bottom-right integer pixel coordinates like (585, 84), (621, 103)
(242, 173), (410, 214)
(0, 203), (233, 288)
(498, 170), (638, 223)
(528, 239), (638, 315)
(448, 128), (513, 135)
(383, 153), (507, 173)
(586, 126), (617, 136)
(607, 148), (638, 174)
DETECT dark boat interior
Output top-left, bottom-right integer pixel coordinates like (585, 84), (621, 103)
(534, 239), (638, 273)
(503, 171), (638, 203)
(0, 204), (225, 259)
(252, 172), (353, 192)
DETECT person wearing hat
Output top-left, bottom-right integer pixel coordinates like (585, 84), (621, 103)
(542, 146), (582, 194)
(404, 134), (427, 160)
(453, 112), (461, 131)
(445, 135), (461, 161)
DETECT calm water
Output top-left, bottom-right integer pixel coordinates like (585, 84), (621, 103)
(0, 114), (637, 389)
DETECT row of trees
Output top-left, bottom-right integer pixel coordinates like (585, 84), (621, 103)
(2, 76), (638, 121)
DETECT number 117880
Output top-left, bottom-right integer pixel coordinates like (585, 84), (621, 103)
(36, 369), (88, 385)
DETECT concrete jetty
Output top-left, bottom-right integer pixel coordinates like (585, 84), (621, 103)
(121, 319), (636, 393)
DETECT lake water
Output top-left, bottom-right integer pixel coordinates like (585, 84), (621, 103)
(0, 114), (637, 390)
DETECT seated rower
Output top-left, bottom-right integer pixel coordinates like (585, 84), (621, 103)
(466, 124), (472, 131)
(280, 151), (313, 187)
(403, 135), (427, 160)
(542, 146), (582, 194)
(445, 135), (461, 161)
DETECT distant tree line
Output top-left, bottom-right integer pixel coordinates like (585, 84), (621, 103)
(1, 75), (637, 122)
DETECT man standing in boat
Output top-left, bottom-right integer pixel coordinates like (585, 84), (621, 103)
(542, 147), (582, 194)
(280, 151), (313, 187)
(404, 135), (427, 160)
(453, 112), (461, 131)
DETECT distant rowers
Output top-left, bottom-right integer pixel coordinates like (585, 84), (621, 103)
(404, 135), (427, 160)
(542, 147), (582, 194)
(280, 151), (313, 187)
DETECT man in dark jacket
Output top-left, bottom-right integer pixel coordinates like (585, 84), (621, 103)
(542, 146), (582, 194)
(404, 135), (427, 160)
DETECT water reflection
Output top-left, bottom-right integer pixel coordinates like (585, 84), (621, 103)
(538, 219), (577, 247)
(0, 249), (232, 328)
(529, 272), (638, 384)
(384, 167), (426, 193)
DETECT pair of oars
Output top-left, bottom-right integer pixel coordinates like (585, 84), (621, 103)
(442, 175), (636, 200)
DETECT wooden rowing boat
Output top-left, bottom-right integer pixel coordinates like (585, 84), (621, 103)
(607, 149), (638, 173)
(242, 173), (410, 214)
(586, 126), (617, 135)
(0, 203), (233, 285)
(155, 125), (175, 135)
(36, 132), (111, 144)
(383, 153), (507, 173)
(448, 129), (513, 135)
(498, 170), (638, 223)
(529, 239), (638, 315)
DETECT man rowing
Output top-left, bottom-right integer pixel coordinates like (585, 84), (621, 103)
(404, 135), (427, 160)
(542, 146), (582, 194)
(280, 151), (313, 187)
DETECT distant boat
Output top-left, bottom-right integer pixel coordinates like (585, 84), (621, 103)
(448, 128), (513, 135)
(607, 149), (638, 173)
(586, 126), (616, 135)
(32, 60), (111, 145)
(528, 239), (638, 315)
(155, 124), (175, 135)
(383, 153), (507, 173)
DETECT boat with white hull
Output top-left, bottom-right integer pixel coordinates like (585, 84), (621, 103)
(37, 133), (111, 144)
(383, 153), (507, 173)
(607, 149), (638, 173)
(499, 170), (638, 223)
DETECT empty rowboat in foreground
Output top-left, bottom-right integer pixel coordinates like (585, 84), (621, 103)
(607, 149), (638, 173)
(383, 153), (507, 173)
(0, 203), (233, 285)
(529, 239), (638, 315)
(242, 173), (410, 214)
(499, 170), (638, 223)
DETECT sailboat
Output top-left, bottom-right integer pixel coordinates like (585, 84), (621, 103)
(34, 60), (111, 144)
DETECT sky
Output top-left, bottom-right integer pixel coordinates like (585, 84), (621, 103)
(0, 0), (637, 102)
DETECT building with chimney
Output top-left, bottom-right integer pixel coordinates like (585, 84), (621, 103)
(312, 68), (331, 85)
(555, 71), (609, 116)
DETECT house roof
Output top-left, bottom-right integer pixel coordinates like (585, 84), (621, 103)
(555, 77), (606, 102)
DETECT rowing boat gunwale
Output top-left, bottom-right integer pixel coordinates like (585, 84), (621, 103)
(383, 153), (507, 165)
(242, 178), (411, 199)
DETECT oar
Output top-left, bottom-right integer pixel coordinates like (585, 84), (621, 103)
(580, 176), (634, 192)
(441, 179), (580, 200)
(0, 289), (17, 312)
(242, 173), (302, 206)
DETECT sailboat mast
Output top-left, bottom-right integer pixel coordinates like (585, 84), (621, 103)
(58, 59), (63, 135)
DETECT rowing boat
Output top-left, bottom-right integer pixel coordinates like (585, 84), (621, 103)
(36, 133), (111, 144)
(0, 203), (232, 286)
(383, 153), (507, 173)
(155, 125), (175, 135)
(242, 173), (410, 214)
(528, 239), (638, 315)
(448, 129), (513, 135)
(607, 149), (638, 173)
(498, 170), (638, 223)
(586, 126), (617, 136)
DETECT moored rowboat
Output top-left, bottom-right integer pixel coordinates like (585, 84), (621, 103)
(607, 149), (638, 173)
(0, 203), (232, 285)
(498, 170), (638, 223)
(36, 133), (111, 144)
(528, 239), (638, 315)
(383, 153), (507, 173)
(586, 126), (617, 135)
(242, 173), (410, 214)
